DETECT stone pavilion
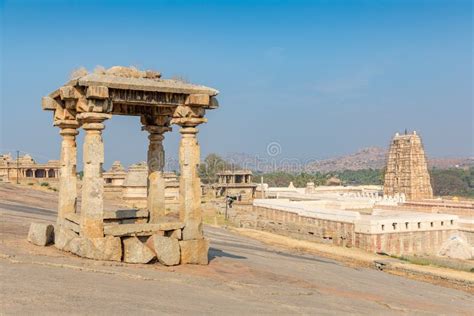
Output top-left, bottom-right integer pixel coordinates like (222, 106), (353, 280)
(39, 66), (219, 264)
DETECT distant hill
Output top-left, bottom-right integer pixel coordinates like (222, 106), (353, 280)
(306, 147), (473, 172)
(305, 147), (386, 172)
(224, 147), (473, 173)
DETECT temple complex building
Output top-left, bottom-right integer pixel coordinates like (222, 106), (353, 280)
(383, 131), (433, 200)
(103, 161), (126, 186)
(104, 161), (180, 209)
(214, 170), (257, 202)
(0, 153), (59, 183)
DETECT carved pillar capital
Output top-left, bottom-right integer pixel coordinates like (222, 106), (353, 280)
(171, 105), (207, 128)
(142, 124), (171, 138)
(77, 112), (111, 131)
(54, 119), (80, 137)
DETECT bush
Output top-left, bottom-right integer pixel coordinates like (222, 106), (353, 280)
(40, 182), (49, 187)
(430, 167), (474, 198)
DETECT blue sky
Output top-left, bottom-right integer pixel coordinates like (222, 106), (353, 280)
(1, 0), (472, 168)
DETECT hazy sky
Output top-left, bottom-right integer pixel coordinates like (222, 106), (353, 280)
(1, 0), (472, 169)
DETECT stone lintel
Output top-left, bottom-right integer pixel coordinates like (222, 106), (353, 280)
(59, 86), (80, 100)
(86, 86), (109, 99)
(209, 96), (219, 109)
(103, 222), (184, 237)
(42, 96), (61, 111)
(185, 94), (210, 106)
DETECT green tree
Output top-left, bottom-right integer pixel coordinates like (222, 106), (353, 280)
(199, 154), (235, 184)
(430, 168), (473, 197)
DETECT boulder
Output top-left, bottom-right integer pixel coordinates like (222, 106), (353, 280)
(147, 235), (180, 266)
(438, 236), (473, 260)
(123, 237), (156, 264)
(179, 239), (209, 265)
(27, 223), (54, 246)
(54, 227), (79, 251)
(69, 236), (122, 261)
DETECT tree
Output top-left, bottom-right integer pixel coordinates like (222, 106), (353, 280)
(430, 168), (473, 197)
(199, 154), (234, 184)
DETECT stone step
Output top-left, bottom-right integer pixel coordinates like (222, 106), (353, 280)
(103, 222), (184, 237)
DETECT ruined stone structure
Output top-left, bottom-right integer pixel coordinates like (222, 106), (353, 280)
(105, 162), (180, 209)
(215, 170), (257, 202)
(38, 66), (219, 265)
(103, 161), (127, 198)
(0, 153), (59, 182)
(383, 131), (433, 200)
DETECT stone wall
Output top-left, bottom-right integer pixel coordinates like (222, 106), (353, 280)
(355, 230), (456, 256)
(231, 204), (460, 256)
(235, 205), (355, 247)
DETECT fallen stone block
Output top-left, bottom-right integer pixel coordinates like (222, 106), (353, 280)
(27, 222), (54, 246)
(54, 226), (79, 251)
(179, 238), (209, 265)
(147, 235), (180, 266)
(123, 237), (156, 264)
(69, 236), (122, 261)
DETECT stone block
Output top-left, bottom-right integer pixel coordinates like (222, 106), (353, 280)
(54, 226), (79, 251)
(86, 86), (109, 99)
(104, 222), (184, 237)
(185, 94), (210, 106)
(41, 96), (60, 110)
(182, 219), (203, 240)
(27, 223), (54, 246)
(166, 229), (182, 240)
(179, 239), (209, 265)
(123, 237), (156, 264)
(59, 86), (78, 100)
(146, 235), (180, 266)
(69, 236), (122, 261)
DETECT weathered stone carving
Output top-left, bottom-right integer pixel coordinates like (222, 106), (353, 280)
(383, 131), (433, 201)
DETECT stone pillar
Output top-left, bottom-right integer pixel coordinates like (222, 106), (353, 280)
(174, 118), (206, 240)
(55, 120), (79, 223)
(142, 125), (169, 223)
(78, 112), (111, 238)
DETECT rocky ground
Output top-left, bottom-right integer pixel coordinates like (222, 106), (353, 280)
(0, 183), (473, 315)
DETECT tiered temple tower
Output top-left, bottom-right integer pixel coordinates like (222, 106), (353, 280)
(383, 131), (433, 200)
